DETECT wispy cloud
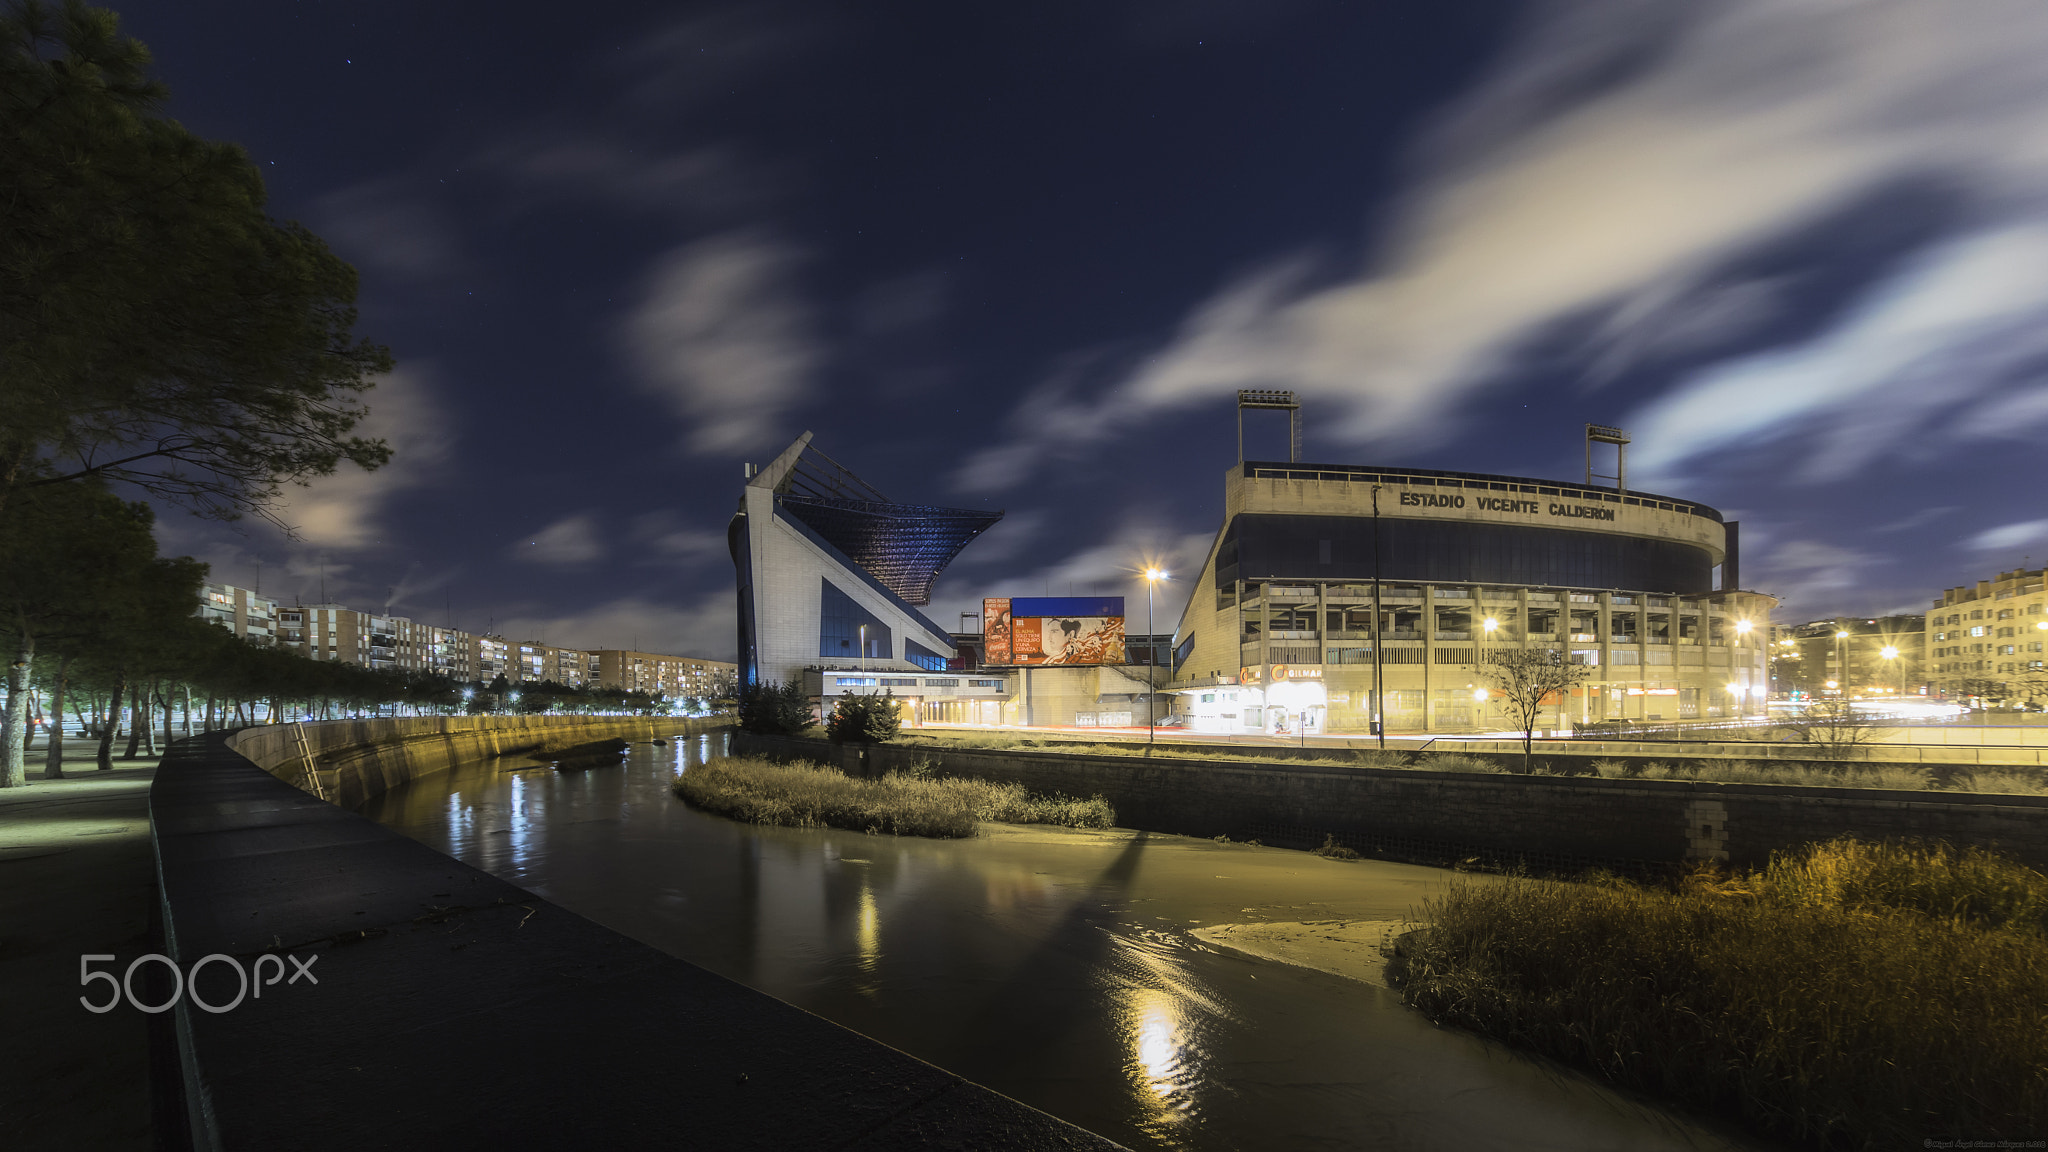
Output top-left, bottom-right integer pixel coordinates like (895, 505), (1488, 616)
(628, 511), (730, 567)
(1968, 519), (2048, 552)
(491, 592), (735, 659)
(1632, 225), (2048, 484)
(965, 0), (2048, 490)
(313, 178), (464, 281)
(1748, 537), (1885, 614)
(276, 366), (451, 550)
(624, 231), (818, 454)
(512, 513), (606, 567)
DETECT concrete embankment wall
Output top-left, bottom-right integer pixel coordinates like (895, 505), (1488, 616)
(736, 732), (2048, 872)
(962, 737), (2048, 785)
(228, 714), (727, 809)
(1012, 731), (2048, 767)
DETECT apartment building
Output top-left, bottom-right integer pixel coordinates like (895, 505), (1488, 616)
(206, 588), (727, 697)
(199, 583), (279, 645)
(1771, 615), (1924, 698)
(592, 650), (737, 698)
(1928, 568), (2048, 691)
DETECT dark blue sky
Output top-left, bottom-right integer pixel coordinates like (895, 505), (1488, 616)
(120, 0), (2048, 657)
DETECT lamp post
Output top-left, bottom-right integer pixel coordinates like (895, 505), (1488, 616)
(1481, 616), (1498, 730)
(1733, 619), (1753, 716)
(1144, 569), (1168, 747)
(1835, 629), (1850, 697)
(859, 624), (868, 664)
(1880, 645), (1900, 697)
(1371, 484), (1385, 749)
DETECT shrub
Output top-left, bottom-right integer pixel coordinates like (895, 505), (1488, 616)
(738, 680), (813, 736)
(827, 691), (902, 745)
(1395, 838), (2048, 1149)
(1313, 833), (1362, 861)
(673, 756), (1113, 837)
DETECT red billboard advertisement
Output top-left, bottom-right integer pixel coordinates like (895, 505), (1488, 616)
(982, 597), (1127, 666)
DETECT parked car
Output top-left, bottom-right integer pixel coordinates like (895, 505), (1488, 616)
(1578, 718), (1636, 733)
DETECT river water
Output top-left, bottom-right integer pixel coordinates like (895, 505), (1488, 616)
(361, 735), (1762, 1152)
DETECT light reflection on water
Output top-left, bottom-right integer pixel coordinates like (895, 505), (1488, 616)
(363, 737), (1766, 1152)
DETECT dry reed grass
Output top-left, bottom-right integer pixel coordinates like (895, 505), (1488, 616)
(673, 755), (1114, 837)
(1392, 838), (2048, 1149)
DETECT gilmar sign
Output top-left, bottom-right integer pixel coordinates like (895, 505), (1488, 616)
(1242, 665), (1324, 684)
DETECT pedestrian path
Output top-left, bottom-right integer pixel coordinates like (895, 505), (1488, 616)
(0, 753), (160, 1151)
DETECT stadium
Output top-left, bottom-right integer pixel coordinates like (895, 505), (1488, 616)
(1167, 456), (1777, 736)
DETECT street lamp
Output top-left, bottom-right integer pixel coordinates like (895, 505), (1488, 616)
(1144, 568), (1168, 747)
(859, 624), (868, 663)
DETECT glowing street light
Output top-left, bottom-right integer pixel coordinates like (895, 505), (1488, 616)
(1143, 568), (1169, 747)
(1482, 617), (1499, 634)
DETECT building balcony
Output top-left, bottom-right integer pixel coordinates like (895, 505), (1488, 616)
(1435, 631), (1472, 641)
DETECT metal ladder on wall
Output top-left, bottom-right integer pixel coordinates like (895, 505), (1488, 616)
(292, 722), (327, 801)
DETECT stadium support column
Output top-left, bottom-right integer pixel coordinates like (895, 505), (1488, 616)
(1422, 583), (1436, 732)
(1317, 582), (1329, 673)
(1600, 592), (1615, 722)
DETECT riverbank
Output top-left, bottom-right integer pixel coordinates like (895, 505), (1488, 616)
(1389, 839), (2048, 1149)
(673, 755), (1113, 836)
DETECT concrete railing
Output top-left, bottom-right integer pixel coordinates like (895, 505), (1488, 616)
(226, 714), (729, 809)
(737, 732), (2048, 872)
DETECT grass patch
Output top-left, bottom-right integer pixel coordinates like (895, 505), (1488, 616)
(672, 755), (1114, 838)
(1390, 838), (2048, 1149)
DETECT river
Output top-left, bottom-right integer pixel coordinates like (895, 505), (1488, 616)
(360, 734), (1764, 1152)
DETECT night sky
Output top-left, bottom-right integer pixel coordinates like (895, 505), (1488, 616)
(116, 0), (2048, 659)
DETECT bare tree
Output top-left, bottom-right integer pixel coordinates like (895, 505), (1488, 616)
(1774, 698), (1882, 762)
(1476, 649), (1593, 772)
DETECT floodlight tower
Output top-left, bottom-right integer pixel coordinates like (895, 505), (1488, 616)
(1585, 423), (1630, 492)
(1238, 390), (1302, 463)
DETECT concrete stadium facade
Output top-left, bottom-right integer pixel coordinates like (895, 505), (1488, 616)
(1168, 461), (1777, 736)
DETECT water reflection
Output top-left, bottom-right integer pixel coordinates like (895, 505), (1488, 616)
(362, 735), (1764, 1152)
(856, 886), (879, 976)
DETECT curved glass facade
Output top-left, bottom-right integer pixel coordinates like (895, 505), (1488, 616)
(1215, 513), (1715, 594)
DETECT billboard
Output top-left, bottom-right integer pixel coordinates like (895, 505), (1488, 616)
(983, 597), (1126, 666)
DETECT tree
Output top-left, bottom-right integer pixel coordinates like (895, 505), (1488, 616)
(1475, 648), (1593, 773)
(0, 0), (393, 528)
(738, 680), (812, 736)
(827, 691), (901, 746)
(0, 480), (173, 785)
(2012, 669), (2048, 710)
(1952, 676), (2009, 704)
(1773, 698), (1882, 762)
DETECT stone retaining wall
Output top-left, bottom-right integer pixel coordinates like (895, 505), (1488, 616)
(228, 714), (729, 809)
(736, 732), (2048, 872)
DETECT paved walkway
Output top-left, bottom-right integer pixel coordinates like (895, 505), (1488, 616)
(0, 753), (160, 1152)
